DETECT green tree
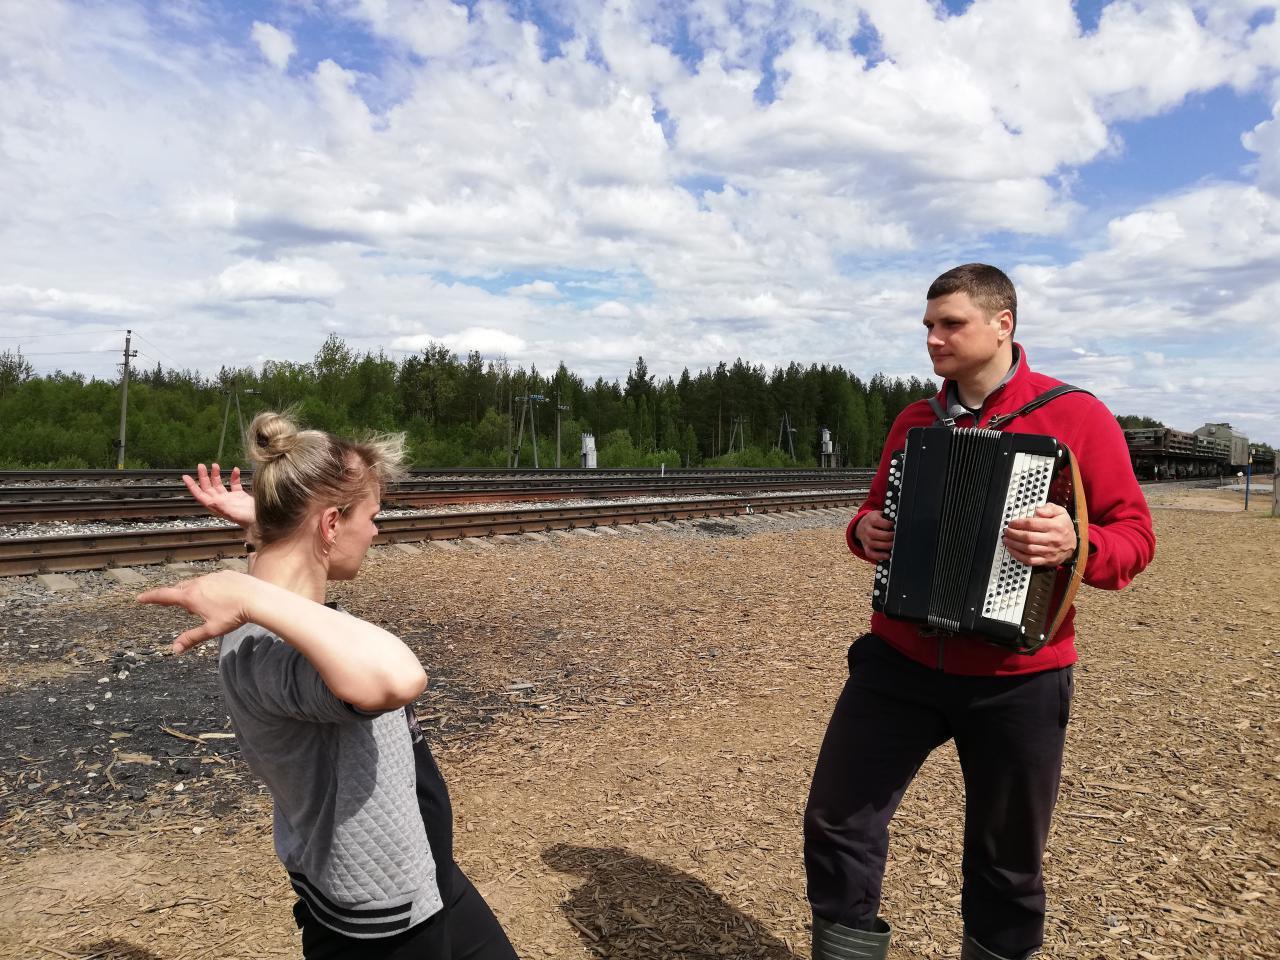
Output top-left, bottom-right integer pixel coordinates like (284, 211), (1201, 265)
(0, 347), (34, 399)
(1116, 414), (1165, 430)
(866, 391), (887, 463)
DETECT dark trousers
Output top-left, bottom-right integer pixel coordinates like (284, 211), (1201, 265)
(295, 864), (519, 960)
(804, 634), (1073, 957)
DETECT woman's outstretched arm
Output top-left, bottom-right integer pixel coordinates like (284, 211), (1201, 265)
(139, 571), (427, 712)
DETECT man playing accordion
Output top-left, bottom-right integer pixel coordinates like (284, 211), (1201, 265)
(805, 264), (1155, 960)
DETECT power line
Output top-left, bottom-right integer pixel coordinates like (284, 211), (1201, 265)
(11, 349), (118, 357)
(131, 332), (186, 370)
(0, 329), (126, 341)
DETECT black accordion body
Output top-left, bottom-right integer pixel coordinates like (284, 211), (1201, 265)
(871, 426), (1089, 654)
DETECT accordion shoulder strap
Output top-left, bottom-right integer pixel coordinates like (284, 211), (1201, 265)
(985, 384), (1093, 429)
(927, 395), (957, 427)
(928, 384), (1092, 430)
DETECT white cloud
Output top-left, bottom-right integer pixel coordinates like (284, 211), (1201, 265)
(591, 301), (632, 319)
(1017, 182), (1280, 321)
(2, 1), (1280, 443)
(216, 258), (346, 302)
(350, 0), (476, 60)
(392, 327), (527, 356)
(509, 280), (562, 298)
(251, 21), (296, 72)
(1243, 97), (1280, 193)
(0, 284), (147, 318)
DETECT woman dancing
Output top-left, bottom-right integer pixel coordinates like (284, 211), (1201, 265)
(140, 412), (518, 959)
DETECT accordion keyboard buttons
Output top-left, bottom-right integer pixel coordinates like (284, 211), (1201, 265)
(982, 453), (1056, 623)
(873, 454), (905, 602)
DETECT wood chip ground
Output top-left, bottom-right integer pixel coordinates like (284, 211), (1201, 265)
(1, 492), (1276, 959)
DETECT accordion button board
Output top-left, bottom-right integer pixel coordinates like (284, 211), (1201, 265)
(983, 452), (1056, 624)
(870, 426), (1082, 653)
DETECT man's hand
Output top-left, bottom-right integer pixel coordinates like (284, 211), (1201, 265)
(138, 570), (257, 654)
(856, 510), (895, 562)
(1003, 503), (1077, 567)
(183, 463), (255, 529)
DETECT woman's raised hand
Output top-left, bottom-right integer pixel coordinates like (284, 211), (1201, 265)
(183, 463), (256, 529)
(138, 570), (256, 654)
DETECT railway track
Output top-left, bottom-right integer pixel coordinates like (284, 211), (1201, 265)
(0, 471), (871, 500)
(0, 467), (868, 484)
(0, 474), (872, 523)
(0, 491), (862, 576)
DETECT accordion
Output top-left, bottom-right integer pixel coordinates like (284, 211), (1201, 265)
(871, 426), (1089, 653)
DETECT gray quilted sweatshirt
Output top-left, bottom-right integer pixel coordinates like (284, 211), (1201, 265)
(218, 622), (443, 938)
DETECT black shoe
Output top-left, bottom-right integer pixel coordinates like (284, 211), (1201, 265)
(812, 915), (891, 960)
(961, 934), (1041, 960)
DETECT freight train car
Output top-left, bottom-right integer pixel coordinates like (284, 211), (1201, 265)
(1122, 421), (1268, 481)
(1251, 445), (1276, 474)
(1196, 423), (1252, 472)
(1124, 427), (1227, 480)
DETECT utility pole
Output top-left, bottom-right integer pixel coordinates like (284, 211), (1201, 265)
(505, 371), (513, 468)
(217, 386), (258, 462)
(513, 394), (546, 468)
(513, 395), (528, 467)
(529, 394), (541, 468)
(776, 410), (796, 460)
(115, 329), (137, 469)
(217, 387), (234, 462)
(234, 390), (246, 449)
(554, 391), (570, 468)
(727, 415), (745, 454)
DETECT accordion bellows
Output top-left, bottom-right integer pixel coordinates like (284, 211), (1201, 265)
(871, 426), (1089, 654)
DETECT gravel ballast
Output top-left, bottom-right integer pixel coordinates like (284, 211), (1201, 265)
(1, 491), (1276, 960)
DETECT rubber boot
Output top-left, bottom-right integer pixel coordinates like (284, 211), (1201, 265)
(960, 934), (1041, 960)
(812, 915), (891, 960)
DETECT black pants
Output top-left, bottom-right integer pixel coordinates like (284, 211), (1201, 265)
(295, 864), (519, 960)
(804, 634), (1073, 957)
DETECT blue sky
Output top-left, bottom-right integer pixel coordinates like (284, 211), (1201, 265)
(2, 0), (1279, 444)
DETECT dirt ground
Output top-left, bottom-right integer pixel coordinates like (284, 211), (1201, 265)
(1, 491), (1277, 960)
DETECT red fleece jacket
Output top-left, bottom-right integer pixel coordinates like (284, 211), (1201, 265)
(848, 346), (1155, 675)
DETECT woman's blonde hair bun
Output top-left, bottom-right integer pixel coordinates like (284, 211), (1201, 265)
(247, 411), (304, 465)
(241, 409), (407, 546)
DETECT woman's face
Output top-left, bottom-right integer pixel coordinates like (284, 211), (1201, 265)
(327, 488), (381, 581)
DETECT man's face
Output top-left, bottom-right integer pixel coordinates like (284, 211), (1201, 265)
(922, 291), (1011, 381)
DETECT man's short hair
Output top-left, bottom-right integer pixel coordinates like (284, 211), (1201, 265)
(927, 263), (1017, 334)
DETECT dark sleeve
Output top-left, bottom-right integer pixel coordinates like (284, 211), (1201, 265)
(221, 631), (385, 724)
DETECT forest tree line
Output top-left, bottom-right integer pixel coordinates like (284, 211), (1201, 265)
(5, 339), (1270, 470)
(0, 337), (943, 470)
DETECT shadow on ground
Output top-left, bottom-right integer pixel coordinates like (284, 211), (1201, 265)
(543, 843), (799, 959)
(76, 940), (164, 960)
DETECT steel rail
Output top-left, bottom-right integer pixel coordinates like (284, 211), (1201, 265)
(0, 467), (870, 484)
(0, 484), (197, 503)
(0, 477), (870, 523)
(0, 471), (873, 503)
(0, 490), (863, 576)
